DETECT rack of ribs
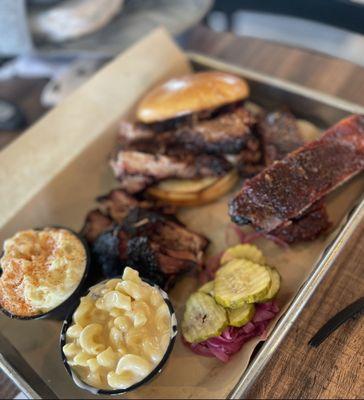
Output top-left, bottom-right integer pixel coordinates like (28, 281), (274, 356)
(229, 114), (364, 231)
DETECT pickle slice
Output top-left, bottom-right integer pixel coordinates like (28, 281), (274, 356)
(182, 292), (228, 343)
(258, 268), (281, 302)
(214, 259), (272, 308)
(228, 303), (255, 327)
(198, 281), (214, 296)
(220, 244), (266, 265)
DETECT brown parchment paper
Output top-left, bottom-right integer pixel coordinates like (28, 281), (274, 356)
(0, 28), (363, 399)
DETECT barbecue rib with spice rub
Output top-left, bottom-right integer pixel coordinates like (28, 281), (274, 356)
(230, 115), (364, 231)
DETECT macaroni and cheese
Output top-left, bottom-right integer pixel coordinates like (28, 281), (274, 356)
(0, 228), (87, 317)
(63, 268), (173, 391)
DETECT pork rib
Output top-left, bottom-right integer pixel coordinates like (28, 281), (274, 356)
(271, 201), (331, 243)
(229, 115), (364, 231)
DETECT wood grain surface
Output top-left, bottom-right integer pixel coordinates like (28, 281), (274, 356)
(0, 26), (363, 399)
(187, 26), (364, 400)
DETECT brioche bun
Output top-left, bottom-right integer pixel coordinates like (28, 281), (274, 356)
(137, 72), (249, 124)
(147, 170), (238, 206)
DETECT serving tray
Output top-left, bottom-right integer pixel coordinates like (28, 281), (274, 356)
(0, 29), (363, 399)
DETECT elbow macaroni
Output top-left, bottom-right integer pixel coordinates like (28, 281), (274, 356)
(0, 228), (86, 317)
(63, 267), (172, 390)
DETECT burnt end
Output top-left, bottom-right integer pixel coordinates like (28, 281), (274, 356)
(93, 227), (124, 278)
(80, 209), (113, 244)
(97, 189), (140, 223)
(126, 237), (167, 288)
(83, 182), (210, 289)
(121, 208), (165, 235)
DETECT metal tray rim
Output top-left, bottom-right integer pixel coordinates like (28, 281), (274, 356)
(2, 52), (364, 400)
(188, 52), (364, 116)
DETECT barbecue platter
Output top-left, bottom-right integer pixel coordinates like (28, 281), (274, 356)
(0, 31), (363, 398)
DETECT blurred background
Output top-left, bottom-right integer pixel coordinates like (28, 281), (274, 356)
(1, 0), (364, 149)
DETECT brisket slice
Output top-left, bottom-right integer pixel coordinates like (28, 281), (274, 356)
(118, 107), (257, 155)
(226, 147), (263, 178)
(116, 175), (154, 194)
(229, 114), (364, 231)
(110, 150), (232, 193)
(171, 107), (256, 154)
(271, 201), (331, 243)
(258, 111), (304, 165)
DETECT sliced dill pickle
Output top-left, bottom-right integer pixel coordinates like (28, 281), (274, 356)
(182, 292), (228, 343)
(214, 259), (272, 308)
(228, 303), (255, 327)
(258, 268), (281, 302)
(220, 244), (266, 265)
(198, 281), (214, 296)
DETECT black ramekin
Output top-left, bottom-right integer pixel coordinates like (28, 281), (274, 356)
(0, 226), (91, 321)
(60, 278), (178, 396)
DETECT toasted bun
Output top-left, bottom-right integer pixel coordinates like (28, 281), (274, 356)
(147, 170), (238, 206)
(137, 72), (249, 123)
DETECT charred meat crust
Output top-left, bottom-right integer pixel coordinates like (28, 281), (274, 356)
(126, 236), (167, 288)
(81, 209), (113, 244)
(229, 115), (364, 231)
(81, 189), (209, 290)
(271, 201), (331, 243)
(92, 226), (121, 278)
(96, 189), (154, 223)
(118, 106), (257, 155)
(257, 110), (304, 165)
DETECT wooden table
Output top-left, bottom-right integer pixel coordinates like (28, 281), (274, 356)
(0, 26), (363, 399)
